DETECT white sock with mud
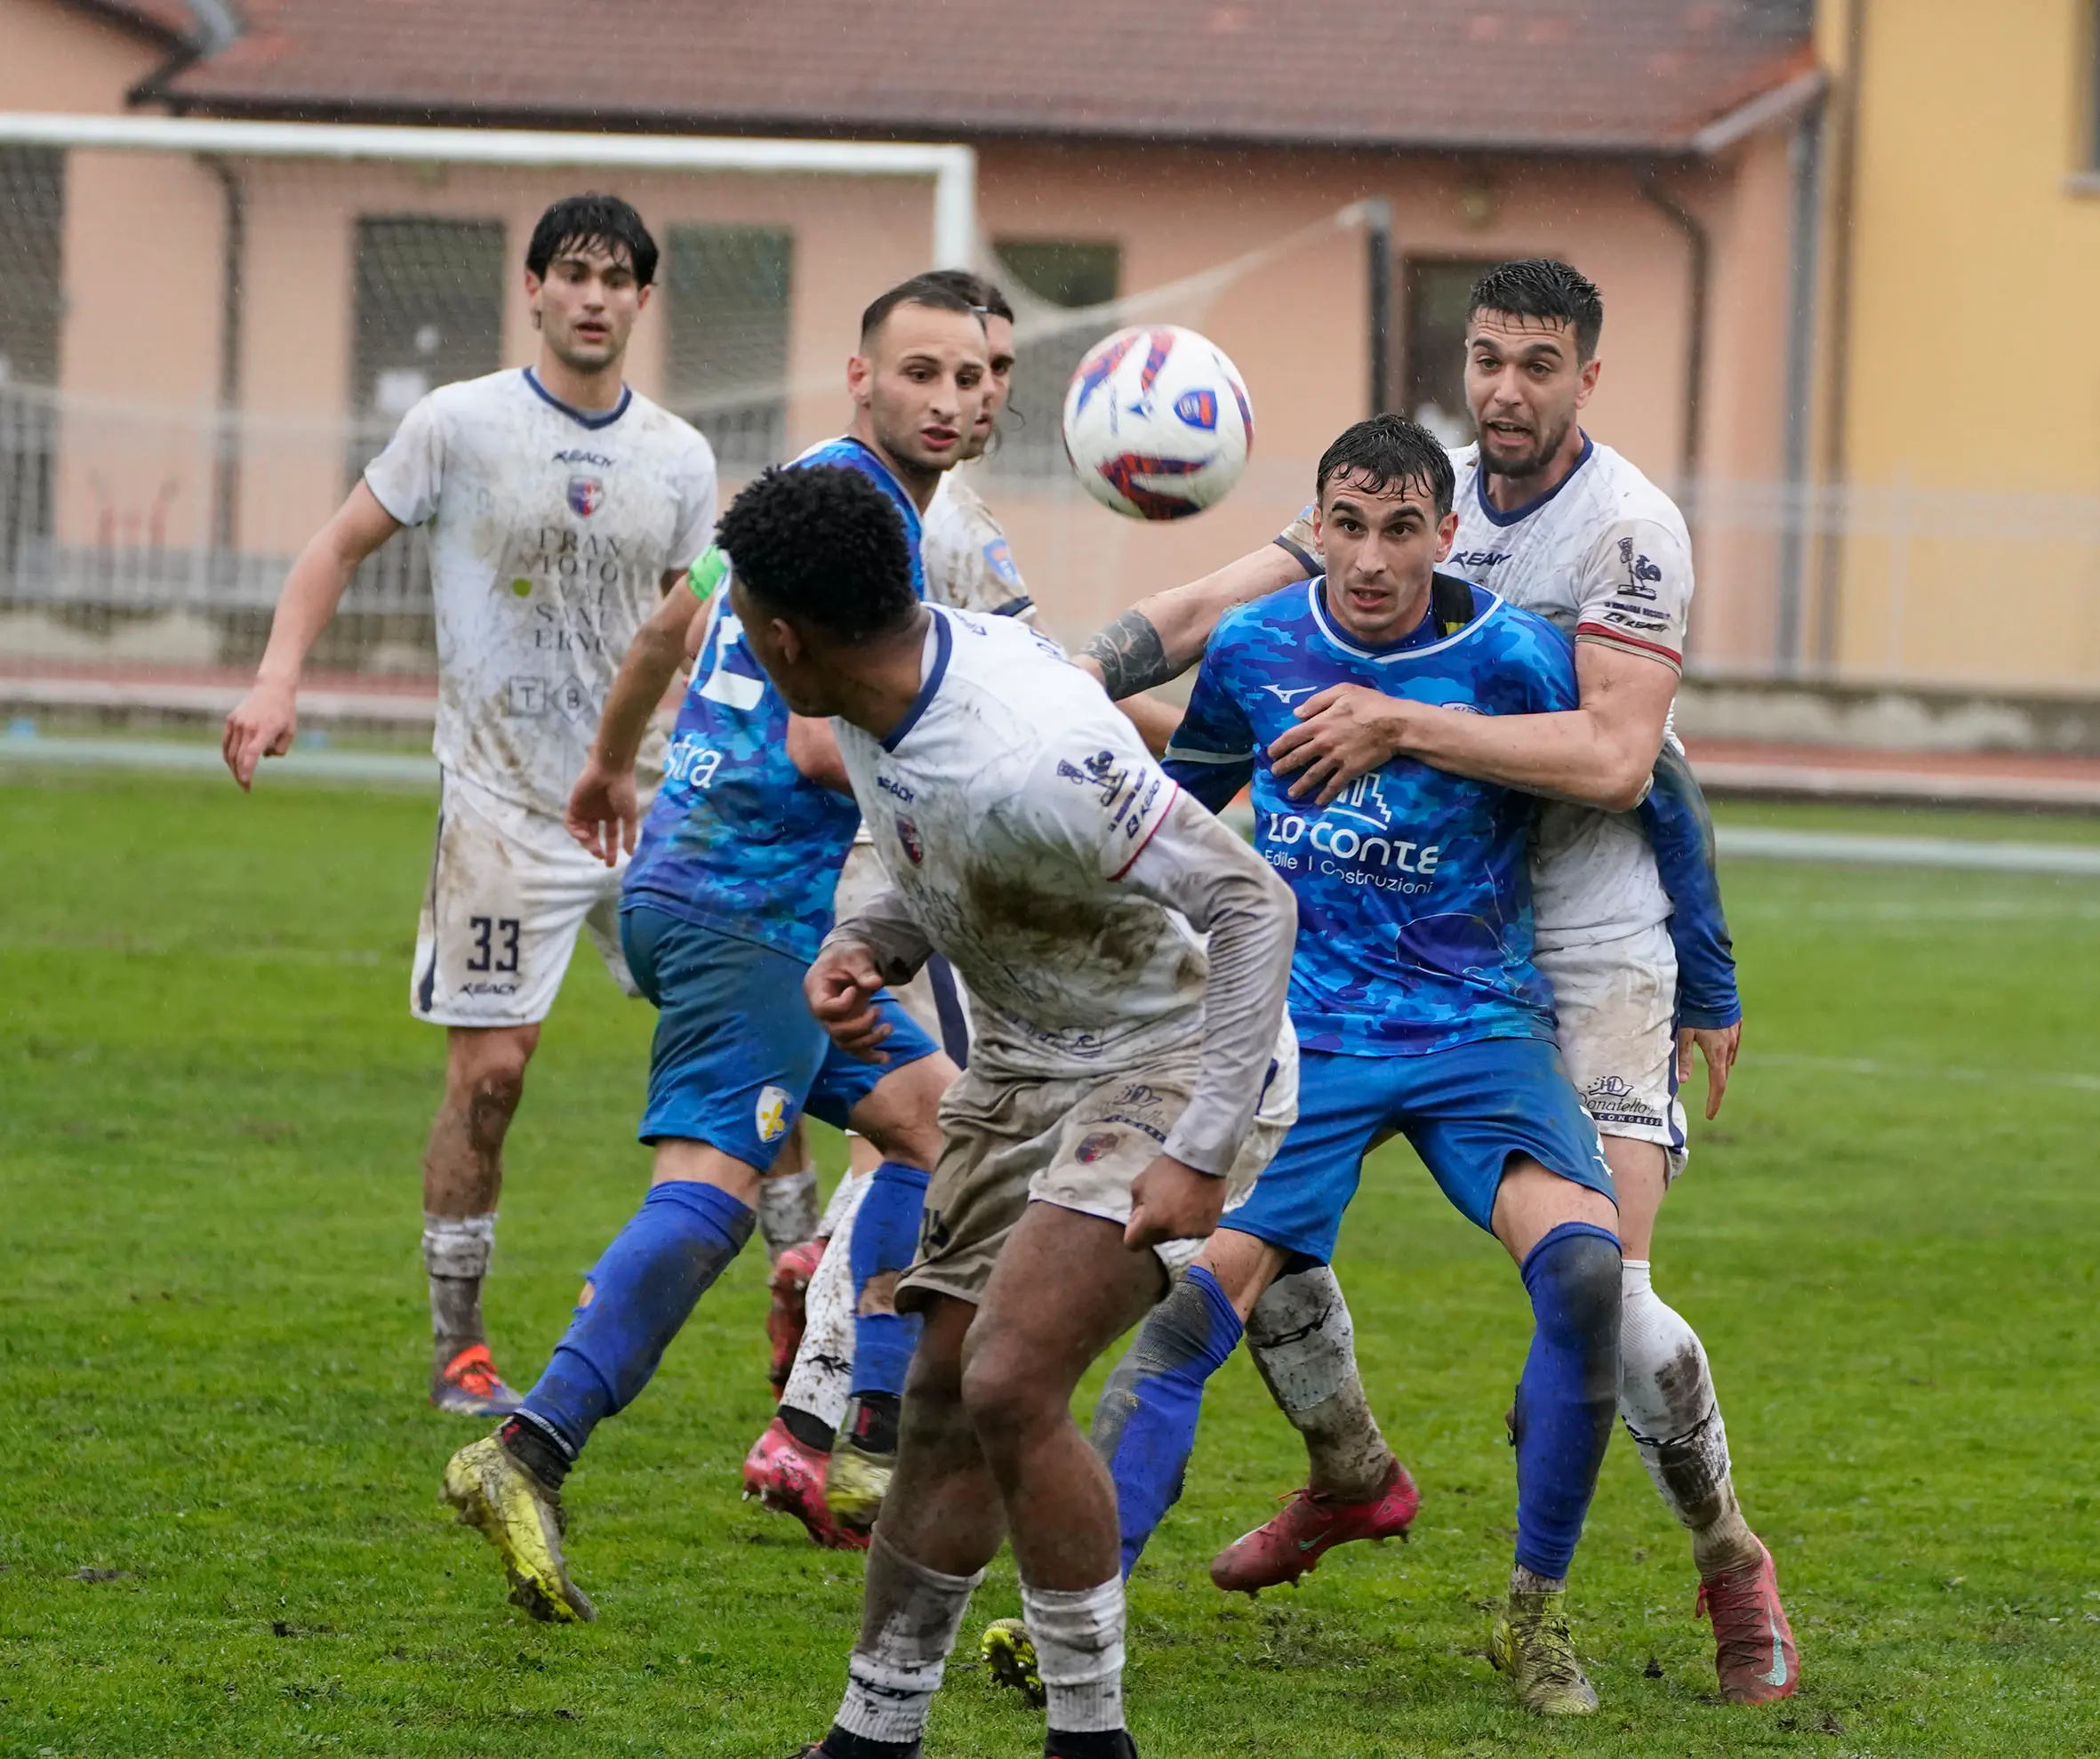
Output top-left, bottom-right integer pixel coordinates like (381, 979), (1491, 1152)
(422, 1213), (494, 1362)
(1619, 1259), (1759, 1578)
(757, 1167), (820, 1260)
(1246, 1264), (1394, 1501)
(832, 1531), (982, 1746)
(1020, 1577), (1126, 1733)
(781, 1175), (871, 1436)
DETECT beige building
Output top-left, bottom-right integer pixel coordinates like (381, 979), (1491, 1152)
(4, 0), (1835, 679)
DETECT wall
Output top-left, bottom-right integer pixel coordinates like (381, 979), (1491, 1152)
(1822, 0), (2100, 687)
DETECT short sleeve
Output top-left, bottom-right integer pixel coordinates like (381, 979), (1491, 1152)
(1006, 728), (1181, 884)
(1161, 641), (1256, 813)
(665, 430), (720, 573)
(926, 478), (1031, 616)
(1575, 517), (1691, 674)
(362, 394), (446, 528)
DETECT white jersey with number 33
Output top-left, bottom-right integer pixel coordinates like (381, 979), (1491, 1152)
(364, 367), (717, 819)
(1444, 437), (1693, 952)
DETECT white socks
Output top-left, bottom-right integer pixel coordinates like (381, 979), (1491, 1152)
(421, 1212), (495, 1358)
(1021, 1577), (1127, 1734)
(1619, 1259), (1759, 1578)
(781, 1173), (871, 1434)
(756, 1167), (820, 1261)
(1246, 1264), (1394, 1501)
(833, 1532), (983, 1745)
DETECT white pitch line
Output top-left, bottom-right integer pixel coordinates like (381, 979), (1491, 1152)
(1749, 1053), (2100, 1093)
(1717, 824), (2100, 876)
(0, 736), (437, 786)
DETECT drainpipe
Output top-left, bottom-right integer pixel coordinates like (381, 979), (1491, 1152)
(1813, 0), (1870, 673)
(1361, 197), (1392, 417)
(1636, 168), (1710, 524)
(1775, 96), (1827, 676)
(204, 157), (243, 557)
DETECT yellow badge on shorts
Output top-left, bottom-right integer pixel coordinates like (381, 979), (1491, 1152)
(755, 1084), (791, 1145)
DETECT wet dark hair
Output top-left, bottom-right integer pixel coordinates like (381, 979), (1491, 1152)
(526, 193), (659, 286)
(1315, 414), (1455, 516)
(1466, 258), (1603, 361)
(859, 275), (984, 348)
(916, 268), (1016, 325)
(717, 464), (917, 644)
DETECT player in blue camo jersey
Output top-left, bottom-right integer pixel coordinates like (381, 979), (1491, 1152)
(437, 277), (991, 1619)
(983, 415), (1625, 1718)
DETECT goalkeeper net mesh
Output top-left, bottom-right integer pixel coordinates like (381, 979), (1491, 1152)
(0, 121), (1369, 699)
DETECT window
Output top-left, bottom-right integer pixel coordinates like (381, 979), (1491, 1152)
(350, 217), (506, 445)
(988, 239), (1121, 476)
(0, 147), (64, 569)
(1401, 257), (1501, 447)
(665, 225), (792, 469)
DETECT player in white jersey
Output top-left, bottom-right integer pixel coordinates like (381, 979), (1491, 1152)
(699, 461), (1294, 1759)
(1063, 259), (1795, 1706)
(221, 197), (717, 1418)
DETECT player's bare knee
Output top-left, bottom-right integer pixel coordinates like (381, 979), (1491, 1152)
(851, 1053), (957, 1169)
(958, 1333), (1061, 1460)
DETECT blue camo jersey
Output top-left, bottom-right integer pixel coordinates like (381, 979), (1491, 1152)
(1164, 575), (1578, 1056)
(621, 438), (926, 961)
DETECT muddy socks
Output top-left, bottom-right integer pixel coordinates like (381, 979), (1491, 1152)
(1619, 1258), (1760, 1578)
(1511, 1223), (1622, 1580)
(826, 1531), (983, 1754)
(757, 1165), (821, 1260)
(1093, 1265), (1242, 1578)
(1246, 1262), (1394, 1502)
(422, 1212), (494, 1361)
(521, 1180), (754, 1456)
(1022, 1577), (1127, 1739)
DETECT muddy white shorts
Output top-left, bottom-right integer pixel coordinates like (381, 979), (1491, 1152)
(1535, 921), (1687, 1179)
(410, 767), (638, 1029)
(899, 1024), (1299, 1310)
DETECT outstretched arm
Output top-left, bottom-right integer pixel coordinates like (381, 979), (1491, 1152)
(221, 482), (401, 789)
(1270, 641), (1677, 811)
(1078, 534), (1311, 700)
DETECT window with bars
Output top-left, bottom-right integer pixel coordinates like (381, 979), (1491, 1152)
(0, 146), (65, 566)
(1402, 257), (1502, 448)
(665, 224), (792, 469)
(350, 216), (506, 449)
(988, 239), (1121, 476)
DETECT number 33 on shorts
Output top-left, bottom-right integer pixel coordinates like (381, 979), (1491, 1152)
(410, 769), (637, 1029)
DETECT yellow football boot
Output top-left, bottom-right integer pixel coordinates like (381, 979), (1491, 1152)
(440, 1434), (595, 1624)
(823, 1433), (894, 1534)
(1488, 1586), (1599, 1715)
(978, 1617), (1046, 1709)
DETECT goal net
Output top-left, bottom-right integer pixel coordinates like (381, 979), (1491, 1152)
(0, 113), (1373, 711)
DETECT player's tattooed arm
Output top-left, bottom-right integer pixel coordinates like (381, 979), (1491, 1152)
(1078, 539), (1310, 700)
(1082, 610), (1172, 700)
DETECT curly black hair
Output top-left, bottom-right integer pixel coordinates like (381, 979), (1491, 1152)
(1315, 414), (1455, 516)
(717, 464), (918, 644)
(1467, 258), (1603, 360)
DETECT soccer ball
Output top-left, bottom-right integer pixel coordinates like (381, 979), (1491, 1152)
(1062, 325), (1253, 520)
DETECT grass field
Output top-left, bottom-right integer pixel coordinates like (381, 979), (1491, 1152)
(4, 768), (2097, 1758)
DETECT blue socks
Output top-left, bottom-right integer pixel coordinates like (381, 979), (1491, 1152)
(847, 1161), (931, 1406)
(1092, 1265), (1244, 1578)
(521, 1179), (755, 1457)
(1511, 1221), (1623, 1579)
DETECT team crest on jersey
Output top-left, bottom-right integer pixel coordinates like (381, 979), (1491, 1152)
(982, 537), (1020, 586)
(755, 1084), (792, 1144)
(894, 816), (924, 865)
(567, 475), (605, 517)
(1075, 1130), (1119, 1165)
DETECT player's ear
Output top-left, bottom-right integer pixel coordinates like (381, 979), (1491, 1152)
(1435, 509), (1459, 561)
(1575, 354), (1600, 406)
(635, 282), (653, 312)
(846, 351), (874, 407)
(524, 270), (544, 330)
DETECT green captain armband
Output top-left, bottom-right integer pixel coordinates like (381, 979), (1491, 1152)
(687, 544), (729, 605)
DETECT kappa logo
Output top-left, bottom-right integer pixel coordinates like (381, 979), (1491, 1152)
(567, 475), (605, 517)
(755, 1084), (792, 1145)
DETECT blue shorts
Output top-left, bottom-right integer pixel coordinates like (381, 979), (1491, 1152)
(621, 904), (939, 1169)
(1225, 1037), (1614, 1257)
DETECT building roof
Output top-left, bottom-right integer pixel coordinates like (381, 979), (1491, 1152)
(154, 0), (1815, 156)
(67, 0), (198, 46)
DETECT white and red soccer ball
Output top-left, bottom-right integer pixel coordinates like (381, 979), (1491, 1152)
(1061, 325), (1252, 520)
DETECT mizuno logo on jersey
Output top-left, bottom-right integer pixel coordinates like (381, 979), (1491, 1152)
(1262, 684), (1319, 705)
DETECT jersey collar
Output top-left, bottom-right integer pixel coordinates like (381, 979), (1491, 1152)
(523, 366), (633, 430)
(879, 608), (954, 752)
(1305, 576), (1503, 663)
(1471, 430), (1593, 528)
